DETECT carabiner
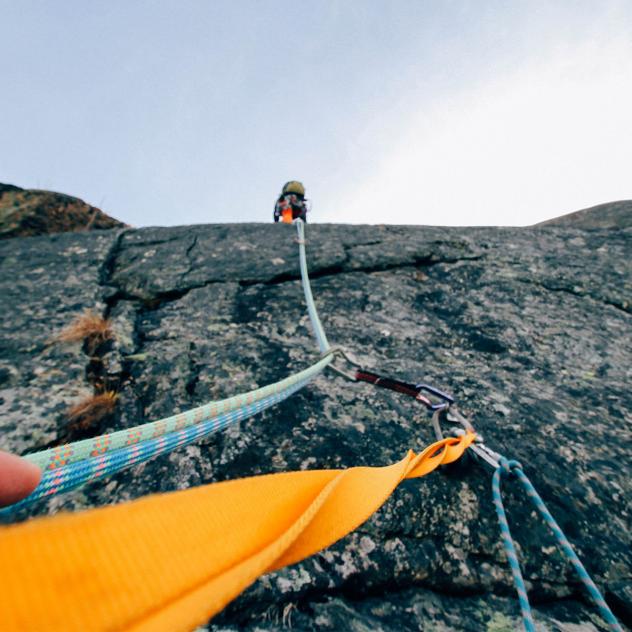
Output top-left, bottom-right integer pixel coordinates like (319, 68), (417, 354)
(321, 346), (361, 382)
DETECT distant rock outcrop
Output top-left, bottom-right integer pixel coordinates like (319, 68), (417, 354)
(0, 222), (630, 630)
(0, 183), (126, 239)
(536, 200), (632, 229)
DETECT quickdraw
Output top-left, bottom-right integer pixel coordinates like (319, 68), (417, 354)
(324, 345), (621, 631)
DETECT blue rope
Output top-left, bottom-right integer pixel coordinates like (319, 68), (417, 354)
(2, 378), (310, 515)
(492, 457), (622, 632)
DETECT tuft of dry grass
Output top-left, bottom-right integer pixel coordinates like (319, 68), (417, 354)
(66, 391), (118, 434)
(55, 310), (113, 353)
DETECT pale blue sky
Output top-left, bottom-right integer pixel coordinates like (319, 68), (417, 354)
(2, 1), (631, 226)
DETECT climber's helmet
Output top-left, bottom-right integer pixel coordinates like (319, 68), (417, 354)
(282, 181), (306, 198)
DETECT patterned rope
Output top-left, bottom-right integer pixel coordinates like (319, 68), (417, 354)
(4, 221), (333, 511)
(23, 357), (330, 472)
(3, 377), (312, 514)
(492, 457), (622, 632)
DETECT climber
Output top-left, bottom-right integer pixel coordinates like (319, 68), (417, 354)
(274, 181), (309, 223)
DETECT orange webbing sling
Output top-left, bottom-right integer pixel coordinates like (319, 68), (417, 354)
(0, 432), (474, 631)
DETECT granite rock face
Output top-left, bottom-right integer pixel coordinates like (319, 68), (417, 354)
(0, 183), (126, 239)
(0, 222), (630, 631)
(536, 200), (632, 230)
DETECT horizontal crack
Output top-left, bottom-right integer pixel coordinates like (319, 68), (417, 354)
(515, 278), (631, 315)
(243, 254), (485, 288)
(101, 253), (486, 310)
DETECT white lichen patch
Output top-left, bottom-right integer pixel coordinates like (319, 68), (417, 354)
(335, 551), (360, 579)
(300, 456), (318, 470)
(62, 245), (88, 256)
(275, 567), (312, 593)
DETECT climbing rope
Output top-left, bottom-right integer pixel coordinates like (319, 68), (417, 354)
(296, 219), (329, 353)
(24, 359), (329, 474)
(6, 373), (319, 512)
(4, 220), (331, 512)
(343, 374), (623, 631)
(493, 458), (622, 632)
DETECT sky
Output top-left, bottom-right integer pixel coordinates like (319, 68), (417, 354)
(1, 1), (631, 227)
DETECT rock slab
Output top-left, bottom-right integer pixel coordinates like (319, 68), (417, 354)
(0, 222), (630, 630)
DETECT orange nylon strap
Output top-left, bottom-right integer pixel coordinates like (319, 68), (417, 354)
(0, 432), (474, 631)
